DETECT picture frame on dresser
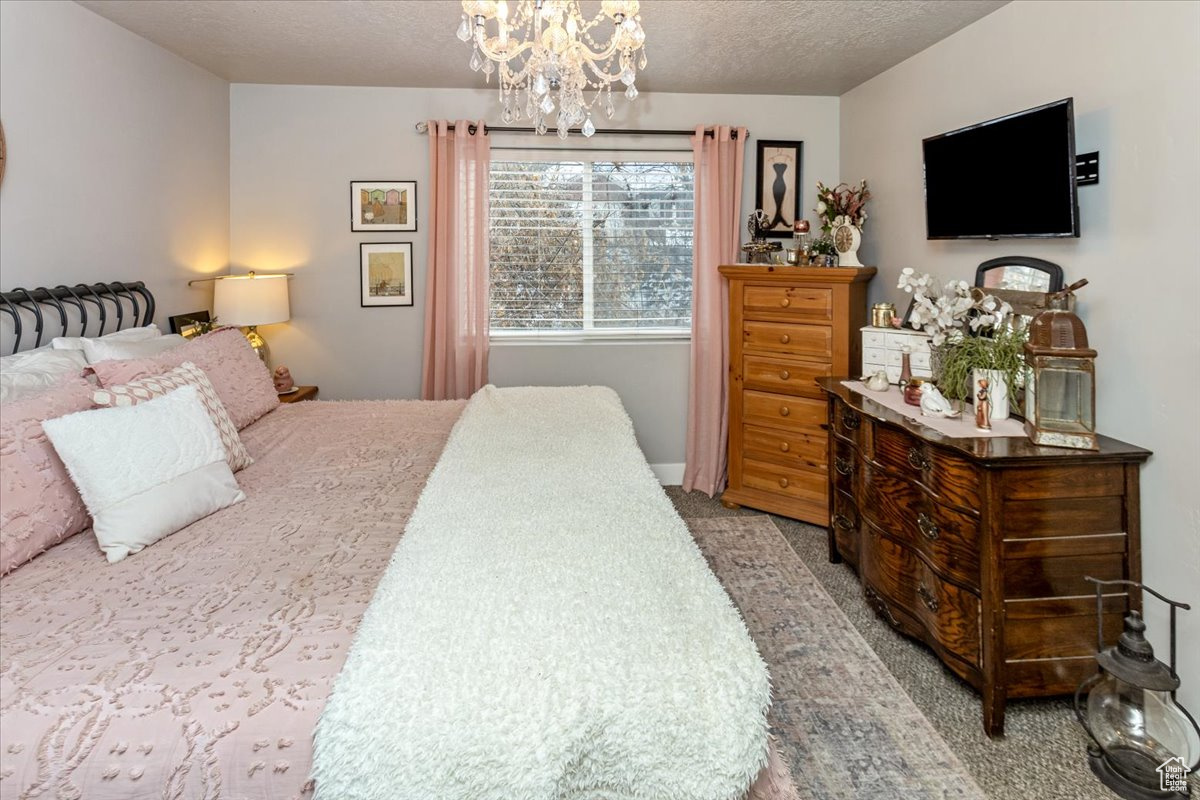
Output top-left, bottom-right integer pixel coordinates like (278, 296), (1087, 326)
(359, 243), (414, 308)
(351, 180), (417, 232)
(754, 141), (803, 239)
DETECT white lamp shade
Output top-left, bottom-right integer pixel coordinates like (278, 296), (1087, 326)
(213, 274), (290, 326)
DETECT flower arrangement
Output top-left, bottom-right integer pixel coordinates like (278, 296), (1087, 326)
(815, 180), (871, 235)
(898, 268), (1024, 408)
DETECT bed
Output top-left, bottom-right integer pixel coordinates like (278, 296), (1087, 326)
(0, 284), (793, 799)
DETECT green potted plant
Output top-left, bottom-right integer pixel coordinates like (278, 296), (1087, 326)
(897, 268), (1025, 418)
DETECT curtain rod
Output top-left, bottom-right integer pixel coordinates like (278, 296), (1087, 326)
(413, 121), (742, 139)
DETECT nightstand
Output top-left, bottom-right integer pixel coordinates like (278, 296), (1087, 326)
(278, 385), (319, 404)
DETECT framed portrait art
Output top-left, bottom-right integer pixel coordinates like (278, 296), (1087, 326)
(754, 140), (803, 238)
(360, 242), (414, 307)
(351, 180), (417, 232)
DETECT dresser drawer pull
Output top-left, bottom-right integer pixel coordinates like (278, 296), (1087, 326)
(907, 447), (931, 471)
(779, 369), (791, 380)
(918, 583), (940, 613)
(865, 586), (899, 626)
(780, 297), (791, 307)
(840, 409), (860, 430)
(916, 512), (940, 541)
(779, 406), (790, 417)
(779, 334), (791, 344)
(833, 513), (855, 531)
(778, 477), (789, 489)
(834, 456), (853, 476)
(779, 442), (790, 453)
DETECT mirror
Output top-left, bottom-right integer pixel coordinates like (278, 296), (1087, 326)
(975, 256), (1064, 293)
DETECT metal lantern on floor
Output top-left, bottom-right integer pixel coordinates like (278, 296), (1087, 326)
(1075, 578), (1200, 799)
(1024, 278), (1098, 450)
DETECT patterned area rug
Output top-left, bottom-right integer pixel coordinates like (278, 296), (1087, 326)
(690, 516), (986, 800)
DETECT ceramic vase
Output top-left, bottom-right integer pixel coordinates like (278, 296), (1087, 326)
(972, 369), (1010, 421)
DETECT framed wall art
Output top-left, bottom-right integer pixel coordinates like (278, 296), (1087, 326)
(360, 242), (414, 307)
(754, 140), (803, 238)
(351, 180), (417, 232)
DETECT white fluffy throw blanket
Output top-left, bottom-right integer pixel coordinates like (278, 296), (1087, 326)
(313, 385), (770, 800)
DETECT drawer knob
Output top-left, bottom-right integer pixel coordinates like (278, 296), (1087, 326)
(834, 456), (853, 476)
(779, 406), (790, 417)
(833, 513), (854, 531)
(780, 297), (791, 307)
(841, 408), (860, 430)
(778, 477), (789, 488)
(779, 369), (791, 380)
(918, 583), (940, 613)
(780, 334), (791, 344)
(907, 447), (931, 471)
(865, 586), (900, 627)
(916, 511), (939, 540)
(780, 442), (790, 453)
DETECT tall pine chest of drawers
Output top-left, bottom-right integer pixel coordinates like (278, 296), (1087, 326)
(719, 265), (875, 525)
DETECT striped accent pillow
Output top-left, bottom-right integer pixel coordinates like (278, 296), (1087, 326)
(92, 362), (253, 472)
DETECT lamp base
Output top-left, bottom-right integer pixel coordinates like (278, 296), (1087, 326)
(1088, 749), (1189, 800)
(243, 326), (270, 365)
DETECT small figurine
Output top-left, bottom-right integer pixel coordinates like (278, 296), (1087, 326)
(975, 377), (993, 431)
(273, 365), (295, 393)
(864, 371), (890, 392)
(919, 382), (960, 418)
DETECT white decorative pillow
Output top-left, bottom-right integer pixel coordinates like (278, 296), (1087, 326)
(50, 324), (162, 351)
(91, 362), (253, 472)
(0, 346), (88, 402)
(79, 334), (186, 364)
(42, 385), (246, 563)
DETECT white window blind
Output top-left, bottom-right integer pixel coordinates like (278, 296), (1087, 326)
(489, 151), (694, 337)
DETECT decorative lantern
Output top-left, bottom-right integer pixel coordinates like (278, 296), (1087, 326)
(1076, 577), (1200, 799)
(1024, 278), (1098, 450)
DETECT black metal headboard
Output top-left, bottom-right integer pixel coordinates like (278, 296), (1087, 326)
(0, 282), (156, 355)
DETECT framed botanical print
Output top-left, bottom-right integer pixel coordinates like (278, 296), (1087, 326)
(754, 140), (803, 239)
(360, 242), (414, 307)
(351, 180), (417, 232)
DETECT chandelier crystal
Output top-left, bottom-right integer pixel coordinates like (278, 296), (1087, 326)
(458, 1), (646, 139)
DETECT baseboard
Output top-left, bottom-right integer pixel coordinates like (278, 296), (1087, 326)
(650, 462), (684, 485)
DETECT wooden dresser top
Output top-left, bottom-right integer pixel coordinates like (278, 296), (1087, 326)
(719, 264), (877, 284)
(817, 377), (1151, 466)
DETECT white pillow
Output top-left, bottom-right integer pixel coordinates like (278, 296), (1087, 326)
(0, 346), (89, 402)
(42, 385), (245, 563)
(51, 323), (162, 351)
(80, 334), (186, 364)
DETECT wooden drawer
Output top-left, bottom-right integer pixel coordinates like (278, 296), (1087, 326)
(831, 489), (860, 568)
(831, 436), (856, 497)
(873, 425), (982, 511)
(831, 397), (866, 443)
(742, 320), (832, 359)
(862, 524), (981, 668)
(743, 284), (833, 320)
(743, 424), (826, 471)
(742, 458), (826, 505)
(743, 354), (829, 399)
(743, 390), (825, 432)
(861, 462), (980, 588)
(862, 328), (887, 349)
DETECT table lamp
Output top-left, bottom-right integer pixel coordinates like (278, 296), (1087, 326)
(212, 272), (290, 364)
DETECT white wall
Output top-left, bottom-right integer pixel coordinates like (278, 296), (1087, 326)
(840, 0), (1200, 707)
(229, 84), (840, 465)
(0, 0), (230, 327)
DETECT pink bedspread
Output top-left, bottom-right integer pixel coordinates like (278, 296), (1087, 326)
(0, 399), (464, 800)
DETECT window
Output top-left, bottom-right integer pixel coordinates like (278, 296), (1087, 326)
(489, 151), (694, 338)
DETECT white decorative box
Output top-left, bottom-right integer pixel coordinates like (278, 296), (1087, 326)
(861, 326), (934, 384)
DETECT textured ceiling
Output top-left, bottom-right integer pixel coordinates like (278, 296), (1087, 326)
(75, 0), (1007, 95)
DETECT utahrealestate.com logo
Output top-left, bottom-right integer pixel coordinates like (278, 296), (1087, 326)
(1157, 756), (1189, 792)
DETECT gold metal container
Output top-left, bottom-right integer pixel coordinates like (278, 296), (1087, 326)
(871, 303), (896, 328)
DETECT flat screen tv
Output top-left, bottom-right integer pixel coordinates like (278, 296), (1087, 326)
(923, 98), (1080, 239)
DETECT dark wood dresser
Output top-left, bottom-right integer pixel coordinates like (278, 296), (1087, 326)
(817, 378), (1151, 736)
(719, 265), (875, 525)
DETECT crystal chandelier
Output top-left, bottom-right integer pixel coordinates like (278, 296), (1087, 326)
(457, 1), (646, 138)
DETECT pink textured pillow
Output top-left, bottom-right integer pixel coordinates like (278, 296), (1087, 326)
(93, 329), (278, 430)
(0, 376), (94, 575)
